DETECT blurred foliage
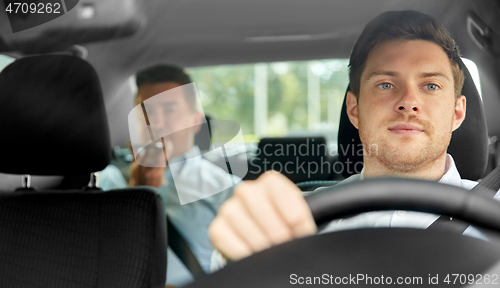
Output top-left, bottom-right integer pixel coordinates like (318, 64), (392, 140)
(188, 64), (255, 135)
(187, 59), (349, 141)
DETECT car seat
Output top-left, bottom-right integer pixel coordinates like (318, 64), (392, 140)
(194, 115), (213, 152)
(0, 55), (167, 288)
(245, 137), (331, 183)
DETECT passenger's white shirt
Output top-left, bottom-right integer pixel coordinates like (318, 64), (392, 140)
(210, 154), (499, 272)
(159, 146), (240, 285)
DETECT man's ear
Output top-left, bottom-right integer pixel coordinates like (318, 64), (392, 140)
(192, 110), (204, 134)
(346, 91), (359, 129)
(452, 95), (466, 131)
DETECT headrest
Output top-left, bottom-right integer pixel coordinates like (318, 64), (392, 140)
(0, 55), (110, 175)
(256, 137), (329, 183)
(194, 115), (212, 152)
(337, 59), (488, 180)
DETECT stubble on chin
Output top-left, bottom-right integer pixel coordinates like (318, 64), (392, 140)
(359, 114), (451, 173)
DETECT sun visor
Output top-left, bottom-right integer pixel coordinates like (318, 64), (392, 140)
(0, 0), (144, 53)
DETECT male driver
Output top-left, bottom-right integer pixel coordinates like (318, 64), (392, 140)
(100, 65), (237, 285)
(208, 10), (498, 266)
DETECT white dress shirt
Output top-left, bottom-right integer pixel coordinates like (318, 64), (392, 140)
(159, 146), (240, 285)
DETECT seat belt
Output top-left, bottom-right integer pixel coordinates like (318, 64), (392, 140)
(428, 165), (500, 233)
(167, 218), (206, 279)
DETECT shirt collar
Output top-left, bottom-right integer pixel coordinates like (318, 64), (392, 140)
(438, 154), (463, 186)
(168, 145), (201, 174)
(357, 154), (461, 185)
(183, 145), (202, 159)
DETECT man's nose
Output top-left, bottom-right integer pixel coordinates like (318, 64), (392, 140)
(148, 108), (167, 130)
(395, 85), (420, 113)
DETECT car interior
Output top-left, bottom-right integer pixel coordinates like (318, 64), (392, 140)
(0, 54), (167, 288)
(1, 0), (500, 287)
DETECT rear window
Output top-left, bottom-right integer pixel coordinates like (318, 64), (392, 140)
(187, 59), (350, 146)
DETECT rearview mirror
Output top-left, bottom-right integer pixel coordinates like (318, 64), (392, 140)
(0, 0), (145, 53)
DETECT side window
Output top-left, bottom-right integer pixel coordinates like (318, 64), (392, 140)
(462, 58), (482, 98)
(0, 55), (15, 73)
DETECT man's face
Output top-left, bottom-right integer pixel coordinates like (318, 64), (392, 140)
(346, 40), (466, 174)
(136, 81), (202, 159)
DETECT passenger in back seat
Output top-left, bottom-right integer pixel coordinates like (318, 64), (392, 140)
(99, 64), (238, 286)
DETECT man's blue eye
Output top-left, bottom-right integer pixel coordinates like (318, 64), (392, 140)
(378, 83), (393, 89)
(425, 84), (439, 91)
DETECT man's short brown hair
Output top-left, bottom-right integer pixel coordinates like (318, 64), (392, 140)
(348, 10), (464, 99)
(135, 64), (196, 110)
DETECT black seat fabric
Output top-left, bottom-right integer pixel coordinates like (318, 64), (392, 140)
(0, 189), (166, 288)
(0, 55), (167, 288)
(337, 59), (489, 180)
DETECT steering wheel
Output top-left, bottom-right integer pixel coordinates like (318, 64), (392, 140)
(185, 178), (500, 288)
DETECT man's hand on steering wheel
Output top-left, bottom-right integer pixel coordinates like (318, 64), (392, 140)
(209, 172), (317, 261)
